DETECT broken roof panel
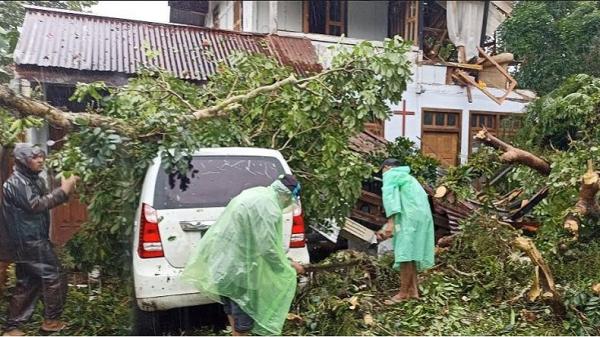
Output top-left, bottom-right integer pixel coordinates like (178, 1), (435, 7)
(14, 6), (321, 81)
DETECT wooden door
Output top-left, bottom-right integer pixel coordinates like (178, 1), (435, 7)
(49, 125), (88, 246)
(421, 110), (461, 167)
(422, 132), (459, 166)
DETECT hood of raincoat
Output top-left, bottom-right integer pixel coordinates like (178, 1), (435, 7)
(382, 166), (435, 271)
(182, 184), (298, 335)
(13, 143), (46, 177)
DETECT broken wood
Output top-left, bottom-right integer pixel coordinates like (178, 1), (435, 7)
(474, 128), (551, 175)
(437, 233), (457, 248)
(563, 160), (600, 238)
(514, 236), (566, 317)
(509, 187), (549, 221)
(593, 283), (600, 295)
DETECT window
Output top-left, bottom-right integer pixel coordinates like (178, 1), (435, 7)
(303, 0), (346, 36)
(470, 112), (523, 154)
(423, 111), (460, 129)
(154, 156), (285, 209)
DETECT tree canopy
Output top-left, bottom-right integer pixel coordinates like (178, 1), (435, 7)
(498, 1), (600, 95)
(0, 37), (414, 271)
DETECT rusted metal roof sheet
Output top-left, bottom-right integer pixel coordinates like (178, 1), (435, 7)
(349, 130), (389, 156)
(14, 6), (321, 81)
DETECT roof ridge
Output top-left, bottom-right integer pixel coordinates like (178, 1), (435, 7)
(22, 4), (271, 38)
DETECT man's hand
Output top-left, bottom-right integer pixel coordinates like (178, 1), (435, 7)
(376, 219), (394, 241)
(291, 261), (305, 275)
(60, 175), (80, 195)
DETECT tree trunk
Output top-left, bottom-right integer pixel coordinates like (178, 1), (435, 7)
(474, 128), (551, 176)
(563, 160), (600, 238)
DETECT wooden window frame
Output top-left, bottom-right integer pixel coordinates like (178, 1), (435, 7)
(212, 4), (221, 29)
(421, 108), (462, 166)
(302, 0), (348, 36)
(233, 0), (243, 31)
(468, 111), (524, 155)
(405, 0), (419, 46)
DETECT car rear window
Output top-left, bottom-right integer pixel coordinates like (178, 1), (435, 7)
(153, 155), (285, 209)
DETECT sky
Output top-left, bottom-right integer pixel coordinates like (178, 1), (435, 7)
(90, 1), (170, 23)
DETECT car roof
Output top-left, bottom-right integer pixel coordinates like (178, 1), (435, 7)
(189, 147), (284, 157)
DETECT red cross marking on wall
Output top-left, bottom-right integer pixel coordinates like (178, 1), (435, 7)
(392, 100), (415, 136)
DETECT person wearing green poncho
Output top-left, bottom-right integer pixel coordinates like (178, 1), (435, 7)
(376, 158), (435, 303)
(182, 174), (305, 336)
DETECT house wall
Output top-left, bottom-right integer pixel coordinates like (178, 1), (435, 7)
(384, 65), (528, 164)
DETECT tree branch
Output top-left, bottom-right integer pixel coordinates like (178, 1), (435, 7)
(190, 66), (351, 119)
(0, 84), (135, 134)
(474, 128), (551, 175)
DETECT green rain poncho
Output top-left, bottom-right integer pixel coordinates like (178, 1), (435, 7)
(382, 166), (435, 271)
(181, 181), (297, 335)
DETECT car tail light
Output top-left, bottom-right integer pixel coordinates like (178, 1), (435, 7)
(138, 203), (164, 258)
(290, 201), (306, 248)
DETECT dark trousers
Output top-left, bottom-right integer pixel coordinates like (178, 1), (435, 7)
(5, 240), (67, 330)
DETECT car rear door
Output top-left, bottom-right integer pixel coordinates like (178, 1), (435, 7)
(153, 155), (288, 268)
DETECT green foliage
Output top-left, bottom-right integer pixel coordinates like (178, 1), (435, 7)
(498, 1), (600, 95)
(372, 137), (440, 185)
(436, 147), (503, 199)
(282, 250), (566, 335)
(45, 38), (413, 273)
(517, 74), (600, 150)
(0, 109), (43, 146)
(0, 266), (131, 335)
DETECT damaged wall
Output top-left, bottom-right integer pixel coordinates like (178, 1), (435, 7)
(384, 64), (530, 165)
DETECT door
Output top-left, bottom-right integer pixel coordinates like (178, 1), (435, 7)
(421, 110), (461, 167)
(48, 125), (88, 245)
(422, 132), (459, 166)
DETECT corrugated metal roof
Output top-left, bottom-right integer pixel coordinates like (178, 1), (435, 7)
(14, 6), (321, 81)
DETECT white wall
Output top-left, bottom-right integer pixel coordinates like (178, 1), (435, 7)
(384, 65), (529, 164)
(347, 1), (388, 41)
(278, 1), (303, 32)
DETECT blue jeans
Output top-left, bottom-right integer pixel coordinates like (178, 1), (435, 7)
(221, 297), (254, 332)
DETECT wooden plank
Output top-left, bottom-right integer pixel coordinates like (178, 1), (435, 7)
(350, 209), (386, 228)
(359, 190), (382, 205)
(509, 187), (549, 221)
(445, 62), (483, 71)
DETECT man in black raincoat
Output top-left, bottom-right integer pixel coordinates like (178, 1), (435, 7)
(1, 143), (78, 336)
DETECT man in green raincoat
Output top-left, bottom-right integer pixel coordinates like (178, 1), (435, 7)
(377, 158), (435, 302)
(182, 174), (305, 336)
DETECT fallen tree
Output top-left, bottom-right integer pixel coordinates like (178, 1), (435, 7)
(473, 128), (551, 175)
(0, 37), (414, 272)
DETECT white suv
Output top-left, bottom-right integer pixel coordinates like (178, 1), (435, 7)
(131, 148), (310, 334)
